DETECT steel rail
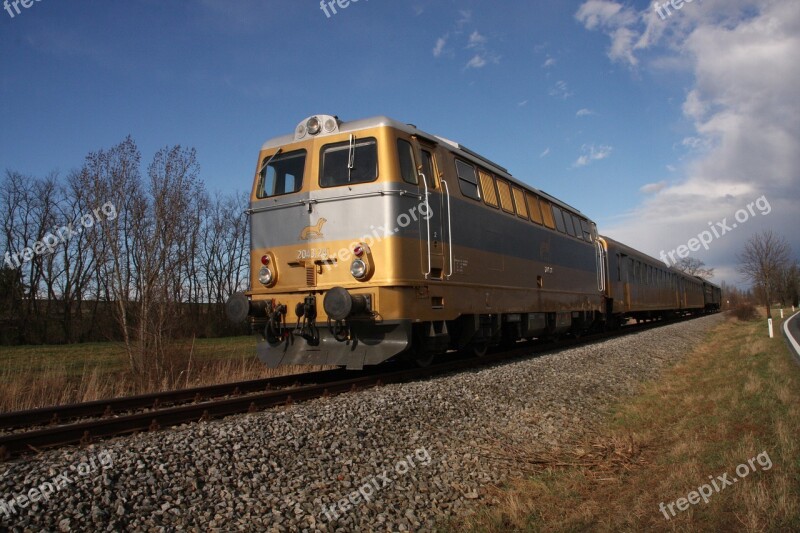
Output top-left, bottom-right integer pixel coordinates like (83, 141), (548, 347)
(0, 367), (353, 430)
(0, 313), (707, 460)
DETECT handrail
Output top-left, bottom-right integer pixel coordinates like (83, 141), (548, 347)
(420, 173), (432, 279)
(596, 241), (607, 292)
(441, 179), (454, 279)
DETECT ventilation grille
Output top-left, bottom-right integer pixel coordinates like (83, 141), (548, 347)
(306, 265), (317, 287)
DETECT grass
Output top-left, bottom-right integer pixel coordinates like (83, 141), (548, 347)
(0, 336), (329, 412)
(447, 309), (800, 532)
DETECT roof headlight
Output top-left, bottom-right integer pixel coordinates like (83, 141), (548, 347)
(323, 117), (337, 132)
(350, 259), (367, 280)
(259, 266), (274, 286)
(306, 116), (322, 135)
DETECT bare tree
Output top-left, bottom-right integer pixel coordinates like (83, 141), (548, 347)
(778, 261), (800, 308)
(200, 191), (250, 330)
(133, 145), (204, 379)
(737, 230), (792, 318)
(674, 257), (714, 280)
(0, 171), (61, 342)
(74, 136), (145, 370)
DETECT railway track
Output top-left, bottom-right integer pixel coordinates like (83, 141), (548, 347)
(0, 314), (703, 461)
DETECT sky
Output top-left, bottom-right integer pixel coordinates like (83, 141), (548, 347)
(1, 0), (798, 287)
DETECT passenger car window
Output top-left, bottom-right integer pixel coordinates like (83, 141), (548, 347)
(397, 139), (418, 185)
(455, 160), (480, 200)
(320, 138), (378, 188)
(563, 211), (577, 237)
(512, 187), (528, 219)
(552, 205), (567, 233)
(580, 219), (592, 242)
(479, 171), (498, 207)
(526, 192), (543, 224)
(496, 180), (514, 213)
(257, 150), (306, 198)
(571, 215), (584, 240)
(540, 199), (556, 229)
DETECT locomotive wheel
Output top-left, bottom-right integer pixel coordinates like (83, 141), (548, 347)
(469, 341), (489, 358)
(413, 351), (435, 368)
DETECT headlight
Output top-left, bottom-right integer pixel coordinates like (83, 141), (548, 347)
(306, 116), (321, 135)
(350, 259), (367, 280)
(259, 266), (274, 286)
(323, 117), (337, 132)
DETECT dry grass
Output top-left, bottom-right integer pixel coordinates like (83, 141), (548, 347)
(447, 311), (800, 532)
(0, 336), (330, 412)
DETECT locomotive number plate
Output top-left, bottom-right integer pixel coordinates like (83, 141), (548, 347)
(297, 248), (330, 260)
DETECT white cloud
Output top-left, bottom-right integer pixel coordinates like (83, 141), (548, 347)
(468, 31), (487, 48)
(574, 0), (628, 30)
(518, 100), (528, 107)
(465, 54), (487, 69)
(436, 12), (499, 69)
(575, 0), (641, 66)
(576, 108), (595, 117)
(578, 0), (800, 285)
(575, 0), (640, 65)
(540, 147), (551, 158)
(456, 10), (472, 29)
(433, 36), (447, 58)
(681, 136), (711, 152)
(574, 144), (612, 167)
(542, 57), (557, 68)
(640, 181), (667, 194)
(549, 80), (573, 99)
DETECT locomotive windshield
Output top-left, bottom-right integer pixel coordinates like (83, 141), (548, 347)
(257, 149), (306, 198)
(320, 137), (378, 187)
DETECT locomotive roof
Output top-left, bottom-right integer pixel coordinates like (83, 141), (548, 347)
(260, 115), (589, 218)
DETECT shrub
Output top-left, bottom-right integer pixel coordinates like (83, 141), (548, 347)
(731, 303), (757, 321)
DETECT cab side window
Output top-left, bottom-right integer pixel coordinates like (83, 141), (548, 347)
(397, 139), (418, 185)
(455, 160), (480, 200)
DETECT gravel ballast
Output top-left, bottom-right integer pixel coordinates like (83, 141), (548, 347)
(0, 315), (724, 532)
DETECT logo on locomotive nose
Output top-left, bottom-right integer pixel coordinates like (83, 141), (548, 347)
(300, 218), (327, 240)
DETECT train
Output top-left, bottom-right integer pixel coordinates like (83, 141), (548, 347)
(225, 114), (721, 369)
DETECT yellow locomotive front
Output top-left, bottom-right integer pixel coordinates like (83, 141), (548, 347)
(227, 115), (440, 369)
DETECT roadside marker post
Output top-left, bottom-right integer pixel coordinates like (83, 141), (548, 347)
(768, 318), (774, 338)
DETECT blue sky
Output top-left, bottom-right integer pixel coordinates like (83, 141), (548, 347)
(1, 0), (798, 286)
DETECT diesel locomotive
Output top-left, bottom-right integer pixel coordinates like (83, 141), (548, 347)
(226, 115), (720, 369)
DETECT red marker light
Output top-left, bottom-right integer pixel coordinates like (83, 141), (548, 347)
(353, 245), (364, 257)
(261, 255), (270, 265)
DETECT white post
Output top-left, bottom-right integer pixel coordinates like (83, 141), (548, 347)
(768, 318), (774, 338)
(780, 309), (784, 319)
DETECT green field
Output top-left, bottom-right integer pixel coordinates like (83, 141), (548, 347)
(0, 336), (259, 380)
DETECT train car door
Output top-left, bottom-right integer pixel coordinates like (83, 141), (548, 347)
(412, 137), (451, 280)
